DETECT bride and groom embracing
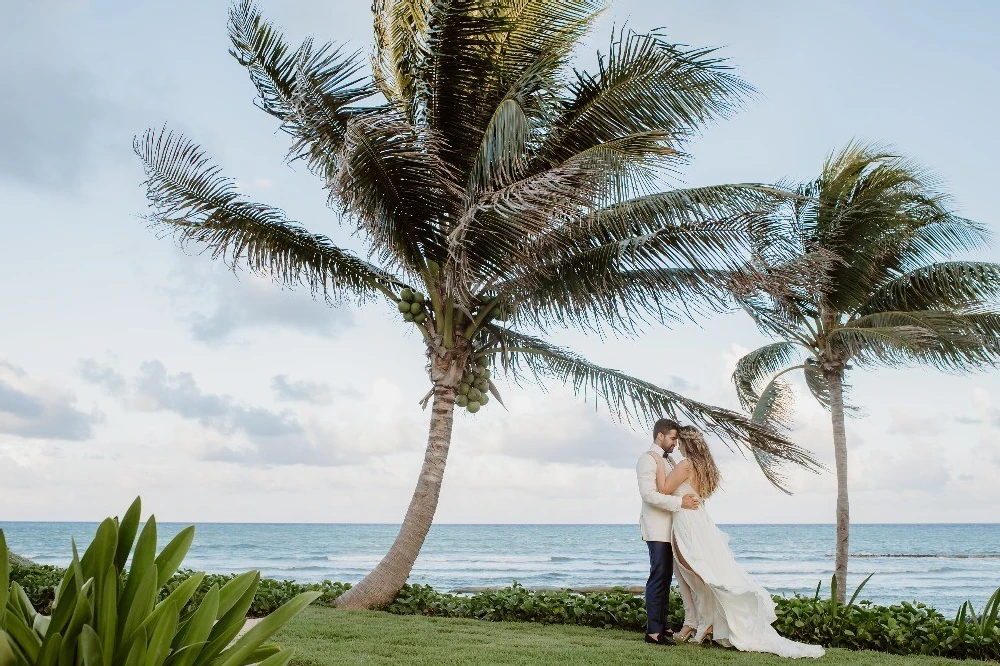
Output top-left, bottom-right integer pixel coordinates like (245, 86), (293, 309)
(637, 418), (825, 658)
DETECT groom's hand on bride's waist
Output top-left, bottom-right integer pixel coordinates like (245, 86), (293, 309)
(681, 494), (701, 510)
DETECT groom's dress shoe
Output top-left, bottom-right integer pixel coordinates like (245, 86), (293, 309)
(645, 634), (674, 646)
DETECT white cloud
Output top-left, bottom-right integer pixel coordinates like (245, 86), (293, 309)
(0, 360), (100, 441)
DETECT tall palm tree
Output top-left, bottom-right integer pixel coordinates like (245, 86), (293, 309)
(135, 0), (818, 609)
(732, 143), (1000, 602)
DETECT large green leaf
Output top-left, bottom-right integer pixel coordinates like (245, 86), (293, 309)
(115, 498), (143, 573)
(121, 629), (147, 666)
(213, 591), (321, 666)
(192, 573), (260, 666)
(79, 626), (103, 666)
(168, 585), (219, 666)
(119, 569), (157, 649)
(80, 519), (117, 582)
(0, 631), (20, 666)
(2, 611), (39, 663)
(0, 532), (8, 630)
(154, 527), (195, 589)
(35, 631), (61, 666)
(215, 573), (258, 621)
(144, 601), (178, 666)
(58, 579), (94, 666)
(253, 650), (293, 666)
(96, 565), (117, 666)
(120, 518), (157, 637)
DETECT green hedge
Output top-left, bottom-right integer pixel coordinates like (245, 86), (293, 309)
(10, 565), (999, 661)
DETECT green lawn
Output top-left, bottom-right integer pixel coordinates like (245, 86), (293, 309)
(275, 607), (971, 666)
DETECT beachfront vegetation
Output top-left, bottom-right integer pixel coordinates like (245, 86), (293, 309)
(133, 0), (820, 608)
(0, 499), (318, 666)
(9, 565), (1000, 662)
(263, 604), (995, 665)
(730, 143), (1000, 601)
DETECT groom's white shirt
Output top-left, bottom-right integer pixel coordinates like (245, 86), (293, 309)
(636, 445), (682, 542)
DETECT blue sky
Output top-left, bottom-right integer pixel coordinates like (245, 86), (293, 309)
(1, 0), (999, 524)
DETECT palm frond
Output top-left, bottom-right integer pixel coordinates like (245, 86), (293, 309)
(732, 342), (805, 411)
(543, 29), (751, 164)
(480, 325), (822, 478)
(228, 0), (375, 177)
(751, 375), (797, 430)
(861, 262), (1000, 314)
(467, 0), (608, 192)
(830, 312), (958, 368)
(134, 128), (401, 301)
(802, 361), (833, 410)
(500, 267), (735, 335)
(371, 0), (433, 119)
(421, 0), (515, 172)
(844, 309), (1000, 372)
(334, 111), (461, 270)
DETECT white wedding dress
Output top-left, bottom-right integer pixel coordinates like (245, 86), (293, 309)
(672, 480), (825, 659)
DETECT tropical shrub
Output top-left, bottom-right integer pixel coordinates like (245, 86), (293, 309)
(9, 563), (999, 660)
(0, 498), (319, 666)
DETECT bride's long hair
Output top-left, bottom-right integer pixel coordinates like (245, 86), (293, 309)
(678, 426), (721, 498)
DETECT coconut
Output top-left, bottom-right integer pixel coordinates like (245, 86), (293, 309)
(409, 301), (423, 315)
(403, 312), (414, 322)
(414, 312), (427, 324)
(468, 388), (482, 401)
(401, 288), (414, 302)
(462, 371), (474, 384)
(482, 368), (491, 380)
(480, 393), (489, 406)
(456, 394), (469, 407)
(476, 356), (489, 369)
(397, 301), (409, 313)
(474, 378), (488, 391)
(414, 291), (425, 303)
(467, 401), (481, 413)
(458, 383), (471, 395)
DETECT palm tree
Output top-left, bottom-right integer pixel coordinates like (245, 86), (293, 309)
(135, 0), (818, 609)
(732, 143), (1000, 602)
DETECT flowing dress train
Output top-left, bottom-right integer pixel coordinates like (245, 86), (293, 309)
(671, 481), (825, 659)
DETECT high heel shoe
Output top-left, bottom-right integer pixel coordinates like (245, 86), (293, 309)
(674, 627), (696, 643)
(692, 625), (714, 645)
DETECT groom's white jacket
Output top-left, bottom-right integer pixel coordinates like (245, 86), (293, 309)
(636, 446), (682, 542)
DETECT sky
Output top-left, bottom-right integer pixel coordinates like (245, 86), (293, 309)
(2, 0), (999, 525)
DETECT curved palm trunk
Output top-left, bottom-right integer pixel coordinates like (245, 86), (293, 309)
(336, 385), (457, 609)
(826, 368), (850, 603)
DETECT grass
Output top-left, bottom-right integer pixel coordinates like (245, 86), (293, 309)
(275, 607), (972, 666)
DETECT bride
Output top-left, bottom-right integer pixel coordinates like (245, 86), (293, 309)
(653, 425), (825, 659)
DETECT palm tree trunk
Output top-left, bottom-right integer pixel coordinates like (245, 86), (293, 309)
(826, 368), (850, 604)
(335, 384), (457, 609)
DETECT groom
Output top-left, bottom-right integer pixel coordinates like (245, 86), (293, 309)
(636, 418), (700, 645)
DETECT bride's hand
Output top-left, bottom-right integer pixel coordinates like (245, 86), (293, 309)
(681, 494), (701, 510)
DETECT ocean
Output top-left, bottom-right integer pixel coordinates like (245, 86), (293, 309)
(3, 522), (998, 615)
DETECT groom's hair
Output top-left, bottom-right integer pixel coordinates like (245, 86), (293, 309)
(653, 418), (681, 439)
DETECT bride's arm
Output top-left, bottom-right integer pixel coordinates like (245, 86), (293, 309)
(655, 459), (691, 495)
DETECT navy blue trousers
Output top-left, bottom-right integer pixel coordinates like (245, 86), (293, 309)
(645, 541), (674, 635)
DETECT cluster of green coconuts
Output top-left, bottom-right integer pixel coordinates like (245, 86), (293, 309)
(397, 287), (428, 324)
(396, 287), (494, 414)
(456, 356), (491, 413)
